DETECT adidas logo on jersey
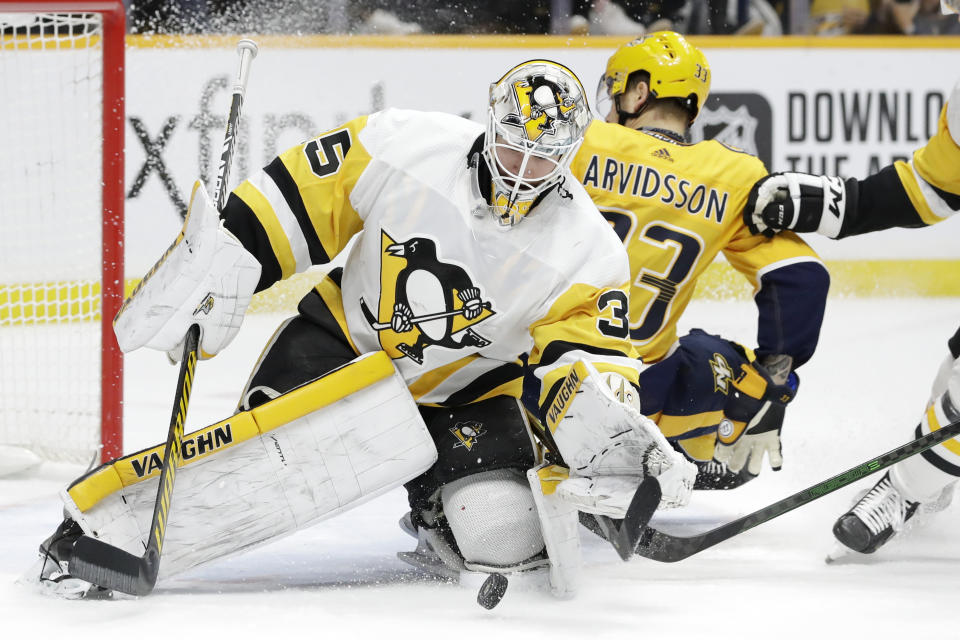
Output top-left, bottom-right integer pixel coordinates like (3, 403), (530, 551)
(652, 147), (674, 162)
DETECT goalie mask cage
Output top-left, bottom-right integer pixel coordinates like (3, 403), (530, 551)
(0, 1), (124, 465)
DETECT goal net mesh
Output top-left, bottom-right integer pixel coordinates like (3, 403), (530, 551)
(0, 12), (108, 464)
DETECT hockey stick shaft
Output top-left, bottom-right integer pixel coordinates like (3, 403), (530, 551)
(69, 41), (258, 596)
(213, 39), (258, 210)
(70, 327), (199, 594)
(635, 417), (960, 562)
(368, 302), (492, 330)
(596, 476), (663, 560)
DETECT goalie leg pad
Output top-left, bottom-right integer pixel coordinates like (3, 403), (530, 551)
(61, 351), (437, 581)
(528, 464), (580, 598)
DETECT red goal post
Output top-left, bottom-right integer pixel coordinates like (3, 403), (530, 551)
(0, 1), (124, 465)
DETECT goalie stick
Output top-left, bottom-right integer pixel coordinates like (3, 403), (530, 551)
(629, 417), (960, 563)
(68, 39), (259, 597)
(524, 414), (664, 562)
(594, 476), (663, 561)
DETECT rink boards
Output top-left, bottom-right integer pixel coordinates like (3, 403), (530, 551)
(22, 35), (960, 310)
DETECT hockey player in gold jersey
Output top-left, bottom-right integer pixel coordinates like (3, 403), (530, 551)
(28, 60), (696, 599)
(745, 79), (960, 557)
(571, 32), (830, 489)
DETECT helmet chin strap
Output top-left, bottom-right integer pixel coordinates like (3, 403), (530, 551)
(615, 94), (649, 127)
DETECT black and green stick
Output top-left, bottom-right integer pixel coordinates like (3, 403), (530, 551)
(632, 418), (960, 562)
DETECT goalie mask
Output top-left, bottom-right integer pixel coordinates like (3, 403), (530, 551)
(482, 59), (591, 227)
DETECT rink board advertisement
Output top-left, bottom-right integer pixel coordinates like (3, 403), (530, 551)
(120, 36), (959, 298)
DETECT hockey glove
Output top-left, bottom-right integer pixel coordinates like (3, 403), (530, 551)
(113, 180), (261, 361)
(714, 403), (786, 476)
(548, 363), (696, 514)
(714, 357), (799, 476)
(744, 172), (849, 238)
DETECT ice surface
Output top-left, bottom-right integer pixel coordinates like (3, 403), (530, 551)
(2, 297), (959, 638)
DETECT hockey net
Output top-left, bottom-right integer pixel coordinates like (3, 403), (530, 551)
(0, 3), (125, 467)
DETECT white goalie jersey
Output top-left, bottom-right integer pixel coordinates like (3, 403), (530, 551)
(221, 108), (642, 412)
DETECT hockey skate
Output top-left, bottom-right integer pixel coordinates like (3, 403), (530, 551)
(396, 511), (462, 581)
(829, 472), (955, 559)
(18, 517), (109, 599)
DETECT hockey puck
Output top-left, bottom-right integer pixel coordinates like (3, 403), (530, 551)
(477, 573), (508, 609)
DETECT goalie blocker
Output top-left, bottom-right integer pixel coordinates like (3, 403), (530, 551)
(32, 352), (437, 593)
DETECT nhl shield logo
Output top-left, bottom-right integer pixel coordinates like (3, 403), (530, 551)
(690, 93), (773, 167)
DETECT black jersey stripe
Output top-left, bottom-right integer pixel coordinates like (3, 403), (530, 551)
(929, 180), (960, 212)
(326, 265), (344, 289)
(296, 269), (357, 356)
(264, 156), (330, 265)
(221, 192), (282, 293)
(440, 361), (524, 407)
(534, 339), (633, 371)
(848, 165), (924, 236)
(916, 424), (960, 477)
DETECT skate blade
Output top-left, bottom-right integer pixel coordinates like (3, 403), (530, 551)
(396, 551), (459, 581)
(824, 541), (883, 565)
(824, 541), (851, 564)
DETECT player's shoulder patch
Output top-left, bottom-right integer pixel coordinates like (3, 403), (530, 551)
(699, 139), (767, 177)
(716, 140), (751, 155)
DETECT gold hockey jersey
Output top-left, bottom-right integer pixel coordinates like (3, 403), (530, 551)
(221, 109), (640, 411)
(572, 120), (825, 364)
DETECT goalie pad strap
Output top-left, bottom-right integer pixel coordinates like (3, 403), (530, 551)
(527, 464), (580, 598)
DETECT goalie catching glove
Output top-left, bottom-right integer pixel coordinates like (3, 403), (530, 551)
(545, 361), (696, 516)
(114, 181), (261, 360)
(744, 172), (853, 239)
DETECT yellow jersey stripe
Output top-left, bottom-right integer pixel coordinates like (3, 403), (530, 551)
(234, 179), (298, 279)
(408, 354), (481, 402)
(927, 403), (960, 457)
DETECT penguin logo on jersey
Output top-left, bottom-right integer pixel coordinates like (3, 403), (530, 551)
(359, 230), (495, 364)
(501, 77), (577, 143)
(450, 421), (486, 451)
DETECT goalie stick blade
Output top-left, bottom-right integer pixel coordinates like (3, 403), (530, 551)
(597, 477), (662, 561)
(69, 535), (159, 596)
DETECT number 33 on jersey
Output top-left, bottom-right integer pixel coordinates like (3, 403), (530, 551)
(572, 120), (824, 364)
